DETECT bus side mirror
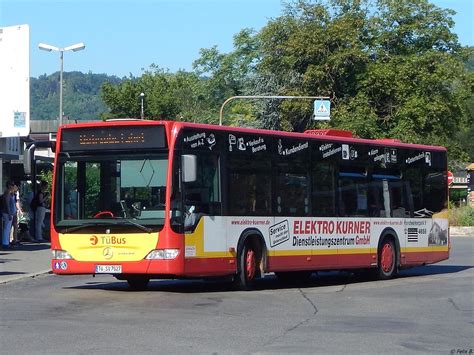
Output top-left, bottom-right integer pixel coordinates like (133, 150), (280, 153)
(182, 155), (197, 183)
(23, 141), (56, 176)
(23, 145), (33, 175)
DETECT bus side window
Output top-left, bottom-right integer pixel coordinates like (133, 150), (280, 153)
(338, 169), (367, 217)
(227, 156), (271, 216)
(312, 163), (336, 217)
(275, 172), (309, 217)
(182, 154), (221, 231)
(404, 167), (423, 217)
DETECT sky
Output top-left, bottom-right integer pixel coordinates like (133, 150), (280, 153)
(1, 0), (473, 78)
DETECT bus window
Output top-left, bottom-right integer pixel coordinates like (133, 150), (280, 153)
(424, 170), (447, 214)
(371, 171), (409, 218)
(338, 168), (368, 217)
(274, 172), (309, 216)
(182, 154), (221, 231)
(404, 167), (424, 216)
(312, 163), (336, 217)
(54, 155), (169, 230)
(228, 156), (271, 216)
(389, 180), (410, 217)
(62, 161), (79, 220)
(367, 180), (385, 217)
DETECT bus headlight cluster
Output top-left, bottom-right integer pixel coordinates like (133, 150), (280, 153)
(145, 249), (179, 260)
(52, 250), (73, 260)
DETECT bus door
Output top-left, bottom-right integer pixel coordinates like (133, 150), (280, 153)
(180, 153), (230, 274)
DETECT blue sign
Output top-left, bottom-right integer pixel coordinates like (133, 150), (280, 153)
(313, 100), (331, 120)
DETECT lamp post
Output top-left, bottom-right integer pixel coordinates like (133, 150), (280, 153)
(139, 92), (145, 119)
(38, 42), (86, 127)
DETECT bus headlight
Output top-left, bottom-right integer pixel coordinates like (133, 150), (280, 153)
(145, 249), (179, 260)
(52, 250), (74, 260)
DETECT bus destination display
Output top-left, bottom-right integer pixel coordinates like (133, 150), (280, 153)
(61, 125), (166, 151)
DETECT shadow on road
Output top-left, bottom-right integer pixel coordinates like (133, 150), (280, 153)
(66, 263), (473, 293)
(0, 243), (51, 254)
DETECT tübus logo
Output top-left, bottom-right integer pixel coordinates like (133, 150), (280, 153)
(101, 236), (126, 245)
(90, 235), (126, 245)
(90, 235), (98, 245)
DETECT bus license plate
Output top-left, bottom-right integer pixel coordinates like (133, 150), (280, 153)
(95, 265), (122, 274)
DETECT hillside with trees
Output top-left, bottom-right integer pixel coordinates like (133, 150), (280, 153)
(30, 71), (121, 120)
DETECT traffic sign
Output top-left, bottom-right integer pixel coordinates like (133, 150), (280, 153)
(313, 99), (331, 121)
(447, 171), (454, 186)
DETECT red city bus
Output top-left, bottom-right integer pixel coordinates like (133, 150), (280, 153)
(29, 119), (449, 289)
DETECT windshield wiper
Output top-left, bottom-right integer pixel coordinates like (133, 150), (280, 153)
(64, 222), (110, 233)
(116, 219), (152, 233)
(61, 219), (152, 233)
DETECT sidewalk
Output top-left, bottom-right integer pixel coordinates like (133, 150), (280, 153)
(450, 226), (474, 237)
(0, 242), (52, 284)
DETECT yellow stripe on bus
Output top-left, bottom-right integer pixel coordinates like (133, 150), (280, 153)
(401, 246), (449, 253)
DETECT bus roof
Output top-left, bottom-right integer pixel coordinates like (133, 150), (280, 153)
(59, 119), (447, 152)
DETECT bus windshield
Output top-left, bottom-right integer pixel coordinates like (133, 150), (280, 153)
(54, 153), (168, 232)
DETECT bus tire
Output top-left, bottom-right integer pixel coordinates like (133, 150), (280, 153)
(126, 277), (150, 290)
(234, 241), (260, 291)
(377, 238), (397, 280)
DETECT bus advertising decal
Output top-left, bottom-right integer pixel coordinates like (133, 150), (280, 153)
(266, 218), (373, 249)
(318, 143), (341, 159)
(342, 144), (359, 160)
(228, 134), (267, 154)
(269, 220), (290, 247)
(290, 218), (371, 248)
(369, 148), (398, 164)
(406, 151), (431, 166)
(54, 261), (68, 270)
(183, 132), (216, 150)
(185, 245), (197, 257)
(277, 139), (309, 157)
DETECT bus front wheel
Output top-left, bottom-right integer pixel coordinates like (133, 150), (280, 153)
(377, 238), (397, 280)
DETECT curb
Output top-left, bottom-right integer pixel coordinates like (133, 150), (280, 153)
(449, 227), (474, 237)
(0, 269), (52, 285)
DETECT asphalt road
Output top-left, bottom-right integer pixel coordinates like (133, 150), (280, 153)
(1, 237), (473, 354)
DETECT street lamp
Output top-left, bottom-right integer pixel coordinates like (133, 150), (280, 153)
(38, 42), (86, 127)
(139, 92), (145, 120)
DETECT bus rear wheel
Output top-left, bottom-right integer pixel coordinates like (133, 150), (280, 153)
(234, 242), (260, 291)
(377, 238), (397, 280)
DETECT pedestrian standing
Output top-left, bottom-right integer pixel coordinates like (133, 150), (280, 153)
(1, 181), (15, 250)
(33, 181), (48, 243)
(9, 183), (19, 246)
(10, 183), (24, 246)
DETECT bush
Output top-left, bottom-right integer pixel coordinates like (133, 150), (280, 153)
(449, 206), (474, 226)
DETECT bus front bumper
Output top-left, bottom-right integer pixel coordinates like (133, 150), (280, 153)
(51, 258), (184, 277)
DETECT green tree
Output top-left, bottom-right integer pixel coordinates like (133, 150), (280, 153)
(101, 66), (215, 122)
(249, 0), (471, 163)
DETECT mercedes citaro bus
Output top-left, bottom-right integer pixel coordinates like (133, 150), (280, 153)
(25, 120), (449, 289)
